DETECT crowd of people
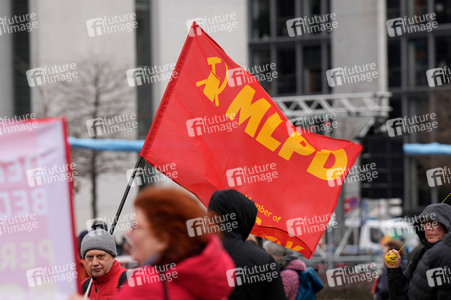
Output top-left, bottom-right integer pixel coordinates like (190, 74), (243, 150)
(68, 185), (451, 300)
(69, 187), (325, 300)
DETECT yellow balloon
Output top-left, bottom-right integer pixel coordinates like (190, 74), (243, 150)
(385, 252), (397, 267)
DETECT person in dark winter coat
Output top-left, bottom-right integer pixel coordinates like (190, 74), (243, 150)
(385, 203), (451, 300)
(264, 241), (306, 300)
(208, 189), (287, 300)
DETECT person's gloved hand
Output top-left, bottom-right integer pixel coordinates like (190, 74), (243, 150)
(385, 249), (401, 268)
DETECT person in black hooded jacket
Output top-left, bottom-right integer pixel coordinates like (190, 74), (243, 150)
(385, 203), (451, 300)
(209, 189), (287, 300)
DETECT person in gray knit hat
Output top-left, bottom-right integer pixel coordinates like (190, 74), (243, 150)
(79, 229), (127, 299)
(81, 229), (118, 259)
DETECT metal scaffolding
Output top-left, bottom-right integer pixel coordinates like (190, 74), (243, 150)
(274, 92), (391, 117)
(274, 92), (392, 139)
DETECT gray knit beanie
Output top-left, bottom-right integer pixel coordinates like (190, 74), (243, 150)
(80, 229), (118, 259)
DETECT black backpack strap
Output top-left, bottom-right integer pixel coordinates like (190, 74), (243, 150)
(160, 271), (169, 300)
(82, 278), (92, 295)
(118, 270), (128, 289)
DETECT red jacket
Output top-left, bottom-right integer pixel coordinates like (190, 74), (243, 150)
(114, 235), (235, 300)
(81, 260), (127, 300)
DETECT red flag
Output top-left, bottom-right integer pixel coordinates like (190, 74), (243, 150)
(140, 22), (362, 258)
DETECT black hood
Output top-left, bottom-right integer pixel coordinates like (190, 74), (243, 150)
(414, 203), (451, 249)
(208, 189), (257, 241)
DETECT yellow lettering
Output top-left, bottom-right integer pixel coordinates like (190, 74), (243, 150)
(255, 113), (283, 151)
(278, 131), (315, 160)
(226, 85), (271, 137)
(307, 149), (347, 180)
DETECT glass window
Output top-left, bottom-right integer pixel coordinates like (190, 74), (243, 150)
(370, 228), (384, 244)
(407, 0), (428, 17)
(276, 0), (295, 37)
(300, 0), (322, 35)
(276, 47), (296, 95)
(302, 46), (322, 93)
(407, 39), (428, 86)
(302, 0), (321, 17)
(250, 0), (331, 95)
(435, 36), (451, 67)
(136, 0), (152, 138)
(387, 0), (401, 20)
(251, 0), (270, 39)
(435, 96), (451, 145)
(361, 132), (404, 200)
(250, 47), (272, 94)
(388, 41), (401, 87)
(435, 0), (451, 24)
(13, 0), (31, 116)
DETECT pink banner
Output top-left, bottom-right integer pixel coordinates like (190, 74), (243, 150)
(0, 118), (78, 300)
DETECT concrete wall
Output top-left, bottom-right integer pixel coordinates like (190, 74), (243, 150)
(150, 0), (248, 115)
(331, 0), (387, 198)
(28, 0), (138, 236)
(21, 0), (248, 236)
(331, 0), (387, 94)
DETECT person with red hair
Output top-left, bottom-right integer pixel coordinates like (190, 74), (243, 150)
(115, 186), (235, 299)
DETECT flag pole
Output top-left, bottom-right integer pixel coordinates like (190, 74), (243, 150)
(110, 155), (143, 235)
(84, 156), (143, 298)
